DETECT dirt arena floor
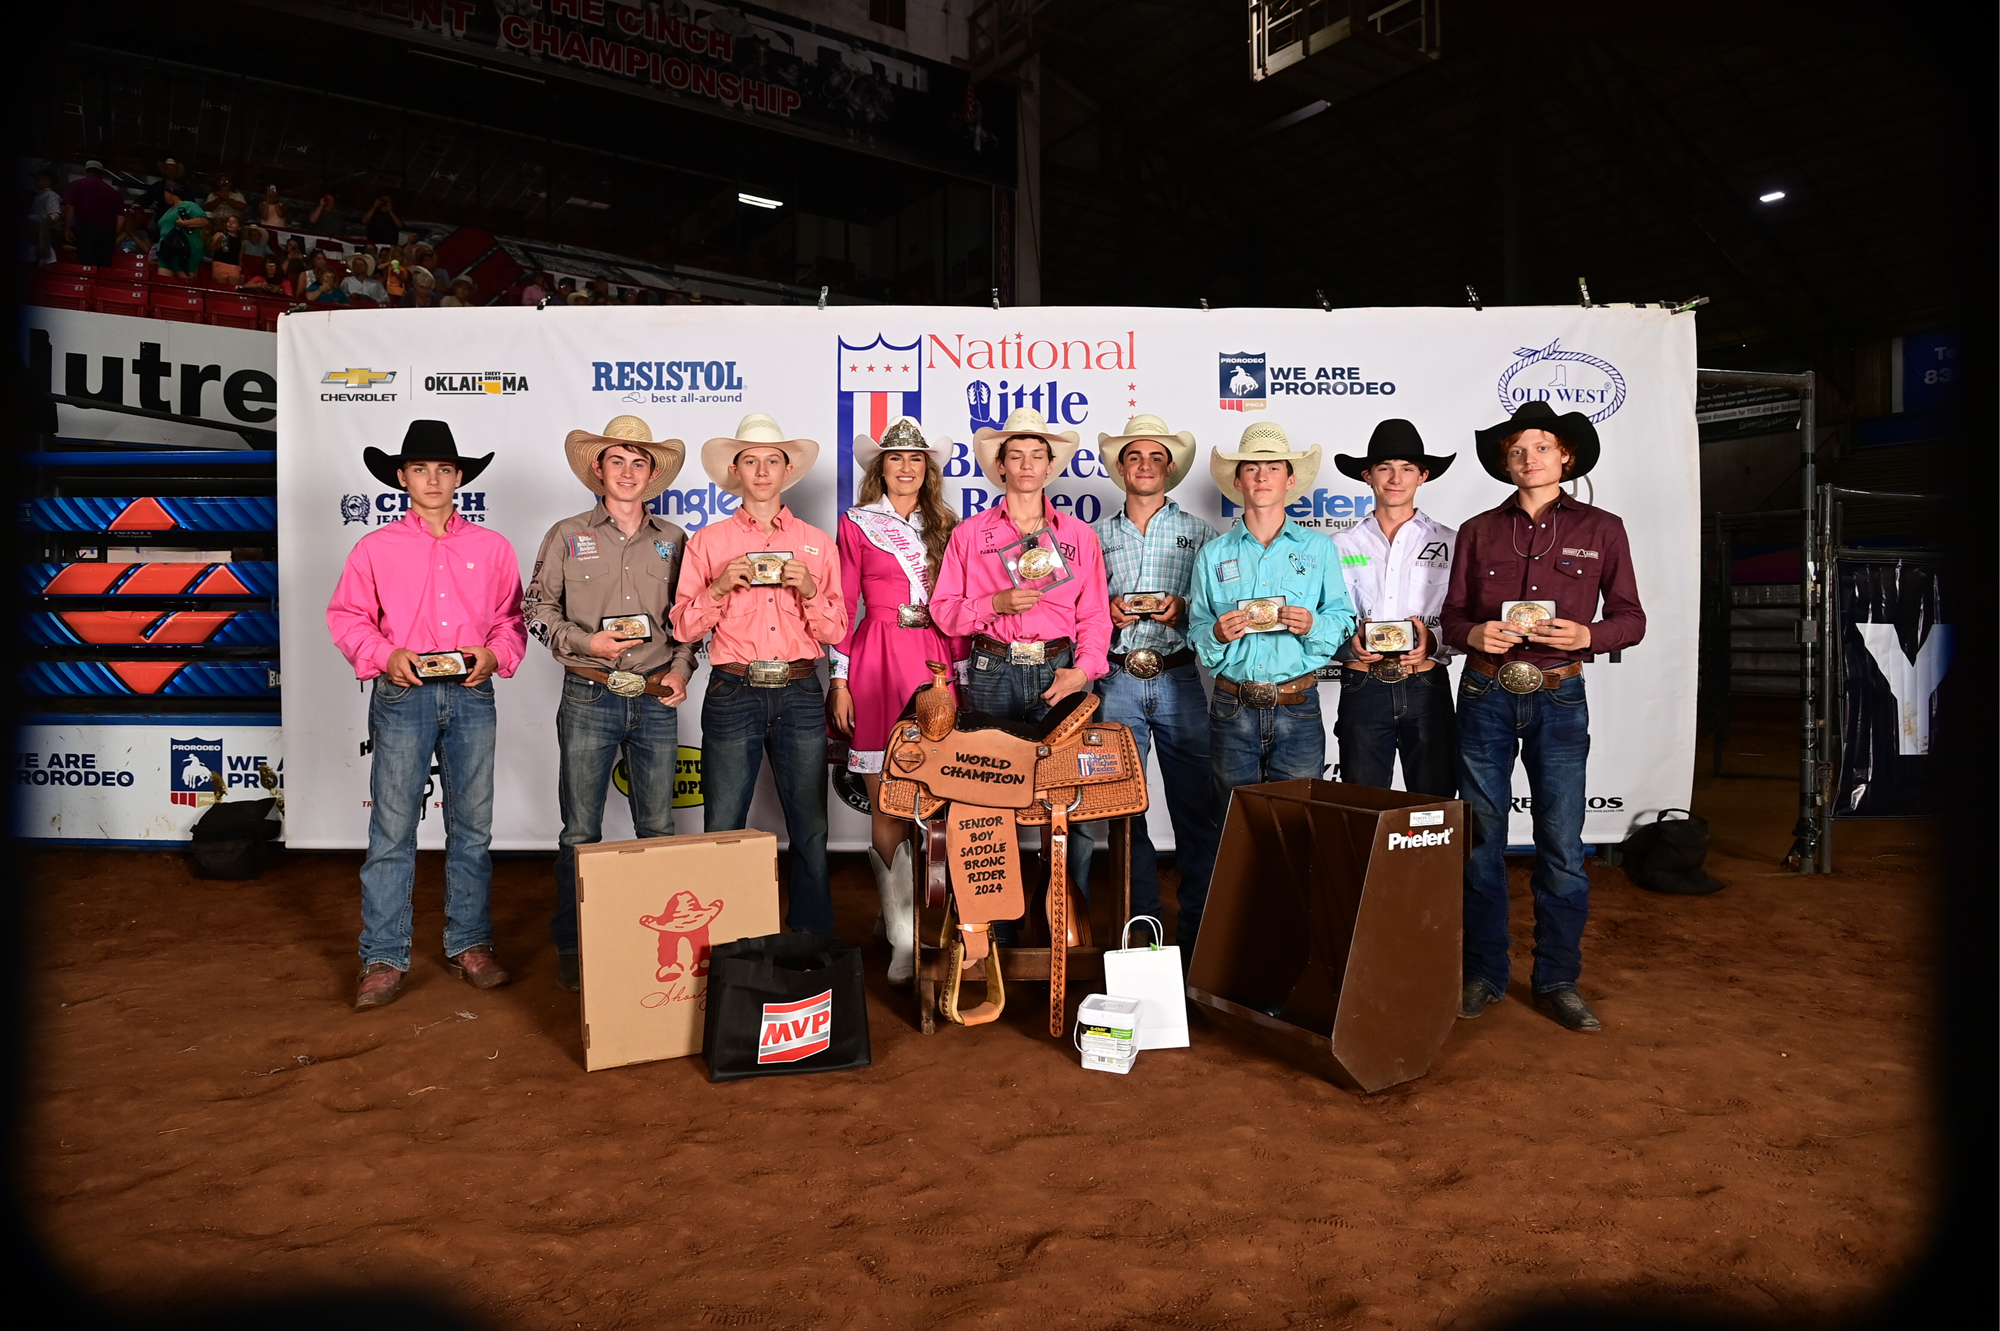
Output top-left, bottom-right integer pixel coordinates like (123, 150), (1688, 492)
(24, 711), (1941, 1329)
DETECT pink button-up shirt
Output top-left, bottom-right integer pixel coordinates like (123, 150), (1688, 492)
(930, 500), (1112, 680)
(326, 511), (527, 680)
(670, 505), (847, 665)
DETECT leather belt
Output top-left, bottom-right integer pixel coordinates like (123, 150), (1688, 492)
(565, 665), (680, 699)
(713, 658), (820, 681)
(1215, 672), (1319, 708)
(1467, 655), (1583, 692)
(1109, 646), (1195, 679)
(1345, 659), (1439, 675)
(973, 634), (1072, 662)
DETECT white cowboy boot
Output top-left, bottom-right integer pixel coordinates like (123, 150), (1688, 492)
(868, 847), (890, 944)
(883, 840), (916, 986)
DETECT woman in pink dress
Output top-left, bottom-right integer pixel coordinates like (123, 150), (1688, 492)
(828, 416), (964, 984)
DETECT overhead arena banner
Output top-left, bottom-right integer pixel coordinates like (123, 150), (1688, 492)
(277, 304), (1699, 852)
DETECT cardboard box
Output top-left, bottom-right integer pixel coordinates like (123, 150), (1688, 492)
(576, 829), (780, 1072)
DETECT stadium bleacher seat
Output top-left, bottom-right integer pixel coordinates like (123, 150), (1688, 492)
(347, 294), (379, 309)
(149, 283), (205, 323)
(49, 261), (98, 280)
(206, 292), (262, 329)
(93, 279), (150, 317)
(32, 271), (94, 311)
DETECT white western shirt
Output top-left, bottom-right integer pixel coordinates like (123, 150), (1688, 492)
(1330, 509), (1457, 662)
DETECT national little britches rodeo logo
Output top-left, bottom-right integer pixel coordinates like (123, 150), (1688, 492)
(1496, 339), (1627, 423)
(758, 990), (834, 1064)
(836, 333), (924, 510)
(640, 891), (724, 984)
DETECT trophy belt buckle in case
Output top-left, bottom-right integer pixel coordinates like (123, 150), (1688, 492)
(606, 669), (647, 697)
(1498, 660), (1547, 693)
(746, 659), (791, 687)
(416, 652), (468, 678)
(896, 603), (931, 629)
(1123, 591), (1167, 617)
(1014, 544), (1057, 581)
(1123, 648), (1162, 680)
(1008, 640), (1046, 666)
(749, 551), (791, 585)
(1239, 679), (1280, 708)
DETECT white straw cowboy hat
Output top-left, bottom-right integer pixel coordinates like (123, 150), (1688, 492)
(853, 414), (949, 474)
(970, 406), (1080, 487)
(1210, 420), (1322, 505)
(1099, 413), (1197, 493)
(701, 413), (821, 495)
(564, 415), (686, 503)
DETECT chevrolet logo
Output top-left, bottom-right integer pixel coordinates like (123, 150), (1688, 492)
(322, 368), (396, 388)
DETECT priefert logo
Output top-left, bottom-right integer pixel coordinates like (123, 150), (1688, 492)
(1387, 828), (1454, 850)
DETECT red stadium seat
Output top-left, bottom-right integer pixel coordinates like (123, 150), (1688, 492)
(347, 294), (379, 309)
(149, 283), (204, 323)
(255, 296), (288, 332)
(93, 280), (151, 317)
(31, 272), (93, 311)
(205, 293), (261, 328)
(106, 255), (149, 281)
(49, 261), (98, 279)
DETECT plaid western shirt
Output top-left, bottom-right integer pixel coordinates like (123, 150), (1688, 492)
(1092, 499), (1219, 655)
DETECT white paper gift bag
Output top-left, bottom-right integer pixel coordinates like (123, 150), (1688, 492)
(1102, 916), (1188, 1050)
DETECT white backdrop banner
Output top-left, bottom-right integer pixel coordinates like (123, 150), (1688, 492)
(278, 305), (1698, 851)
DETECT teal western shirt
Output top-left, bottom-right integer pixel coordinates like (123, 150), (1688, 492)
(1187, 518), (1356, 681)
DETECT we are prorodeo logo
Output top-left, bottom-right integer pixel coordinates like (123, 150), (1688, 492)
(1496, 339), (1627, 422)
(1218, 351), (1267, 412)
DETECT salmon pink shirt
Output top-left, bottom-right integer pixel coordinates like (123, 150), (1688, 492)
(326, 511), (527, 679)
(670, 505), (847, 664)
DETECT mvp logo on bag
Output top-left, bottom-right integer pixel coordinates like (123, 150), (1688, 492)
(758, 990), (833, 1064)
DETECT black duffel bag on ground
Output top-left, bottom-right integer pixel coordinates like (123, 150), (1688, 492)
(188, 797), (281, 880)
(702, 932), (871, 1082)
(1614, 808), (1725, 896)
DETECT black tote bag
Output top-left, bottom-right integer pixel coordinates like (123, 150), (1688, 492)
(701, 932), (871, 1082)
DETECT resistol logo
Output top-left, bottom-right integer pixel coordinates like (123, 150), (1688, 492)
(426, 370), (530, 396)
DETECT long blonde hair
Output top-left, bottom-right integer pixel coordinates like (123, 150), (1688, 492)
(857, 449), (957, 579)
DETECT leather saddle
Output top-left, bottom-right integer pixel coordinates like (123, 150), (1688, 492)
(876, 665), (1150, 1036)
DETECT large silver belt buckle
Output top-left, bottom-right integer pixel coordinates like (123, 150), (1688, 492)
(1008, 640), (1045, 666)
(1239, 679), (1280, 709)
(1498, 661), (1546, 694)
(606, 669), (646, 698)
(1123, 648), (1163, 680)
(1370, 659), (1409, 683)
(746, 659), (791, 688)
(896, 604), (931, 629)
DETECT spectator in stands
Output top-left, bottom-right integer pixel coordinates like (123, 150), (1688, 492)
(407, 265), (437, 307)
(363, 194), (403, 247)
(308, 271), (350, 306)
(343, 252), (388, 303)
(242, 223), (272, 272)
(62, 159), (123, 265)
(565, 289), (589, 306)
(383, 248), (407, 302)
(284, 234), (305, 265)
(258, 184), (288, 228)
(133, 158), (183, 216)
(115, 204), (149, 257)
(518, 272), (545, 306)
(241, 258), (286, 296)
(154, 180), (208, 281)
(308, 193), (338, 231)
(203, 175), (247, 221)
(27, 167), (62, 264)
(450, 275), (477, 305)
(555, 277), (576, 301)
(621, 287), (640, 305)
(208, 214), (246, 287)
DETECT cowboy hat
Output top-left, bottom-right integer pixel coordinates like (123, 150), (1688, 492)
(1210, 421), (1321, 505)
(1473, 400), (1600, 483)
(1333, 418), (1456, 482)
(564, 415), (685, 502)
(154, 158), (183, 178)
(700, 413), (820, 495)
(347, 252), (374, 277)
(1098, 414), (1198, 493)
(970, 406), (1080, 487)
(363, 420), (493, 489)
(853, 414), (948, 475)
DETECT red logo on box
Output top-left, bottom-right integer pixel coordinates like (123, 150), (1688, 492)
(757, 990), (833, 1064)
(639, 891), (724, 983)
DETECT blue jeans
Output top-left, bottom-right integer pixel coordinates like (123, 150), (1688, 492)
(1333, 666), (1457, 798)
(701, 671), (832, 935)
(358, 676), (497, 970)
(1456, 669), (1591, 995)
(552, 672), (680, 954)
(963, 642), (1091, 936)
(1209, 681), (1328, 798)
(1071, 662), (1221, 947)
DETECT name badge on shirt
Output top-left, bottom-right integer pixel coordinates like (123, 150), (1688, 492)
(567, 533), (600, 559)
(1217, 558), (1241, 583)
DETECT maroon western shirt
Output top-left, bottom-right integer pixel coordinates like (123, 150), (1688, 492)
(1441, 492), (1645, 669)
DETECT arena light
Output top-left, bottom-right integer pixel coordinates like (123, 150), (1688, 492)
(737, 192), (783, 210)
(1759, 189), (1787, 203)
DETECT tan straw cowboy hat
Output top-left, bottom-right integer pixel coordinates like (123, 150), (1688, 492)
(701, 413), (820, 495)
(1099, 413), (1197, 493)
(1210, 420), (1322, 505)
(970, 406), (1080, 487)
(563, 415), (686, 502)
(853, 414), (948, 474)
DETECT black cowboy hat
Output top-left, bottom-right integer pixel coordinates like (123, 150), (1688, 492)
(363, 420), (493, 489)
(1473, 401), (1600, 483)
(1333, 418), (1456, 482)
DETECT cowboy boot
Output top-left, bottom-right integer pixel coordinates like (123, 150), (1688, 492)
(868, 847), (890, 945)
(883, 840), (916, 986)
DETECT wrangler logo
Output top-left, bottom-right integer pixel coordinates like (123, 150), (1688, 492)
(758, 990), (833, 1063)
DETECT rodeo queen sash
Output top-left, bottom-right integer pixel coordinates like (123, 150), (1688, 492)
(845, 503), (934, 628)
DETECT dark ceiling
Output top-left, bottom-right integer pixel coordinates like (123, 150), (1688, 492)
(1019, 0), (1974, 378)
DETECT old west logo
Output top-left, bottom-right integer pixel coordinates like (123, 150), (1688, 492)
(321, 368), (398, 402)
(1219, 352), (1267, 411)
(1496, 339), (1627, 422)
(425, 371), (529, 396)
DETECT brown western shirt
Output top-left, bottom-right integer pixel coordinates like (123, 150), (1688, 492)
(1441, 492), (1646, 669)
(524, 503), (698, 680)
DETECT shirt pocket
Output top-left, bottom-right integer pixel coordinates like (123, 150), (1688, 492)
(1552, 558), (1602, 609)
